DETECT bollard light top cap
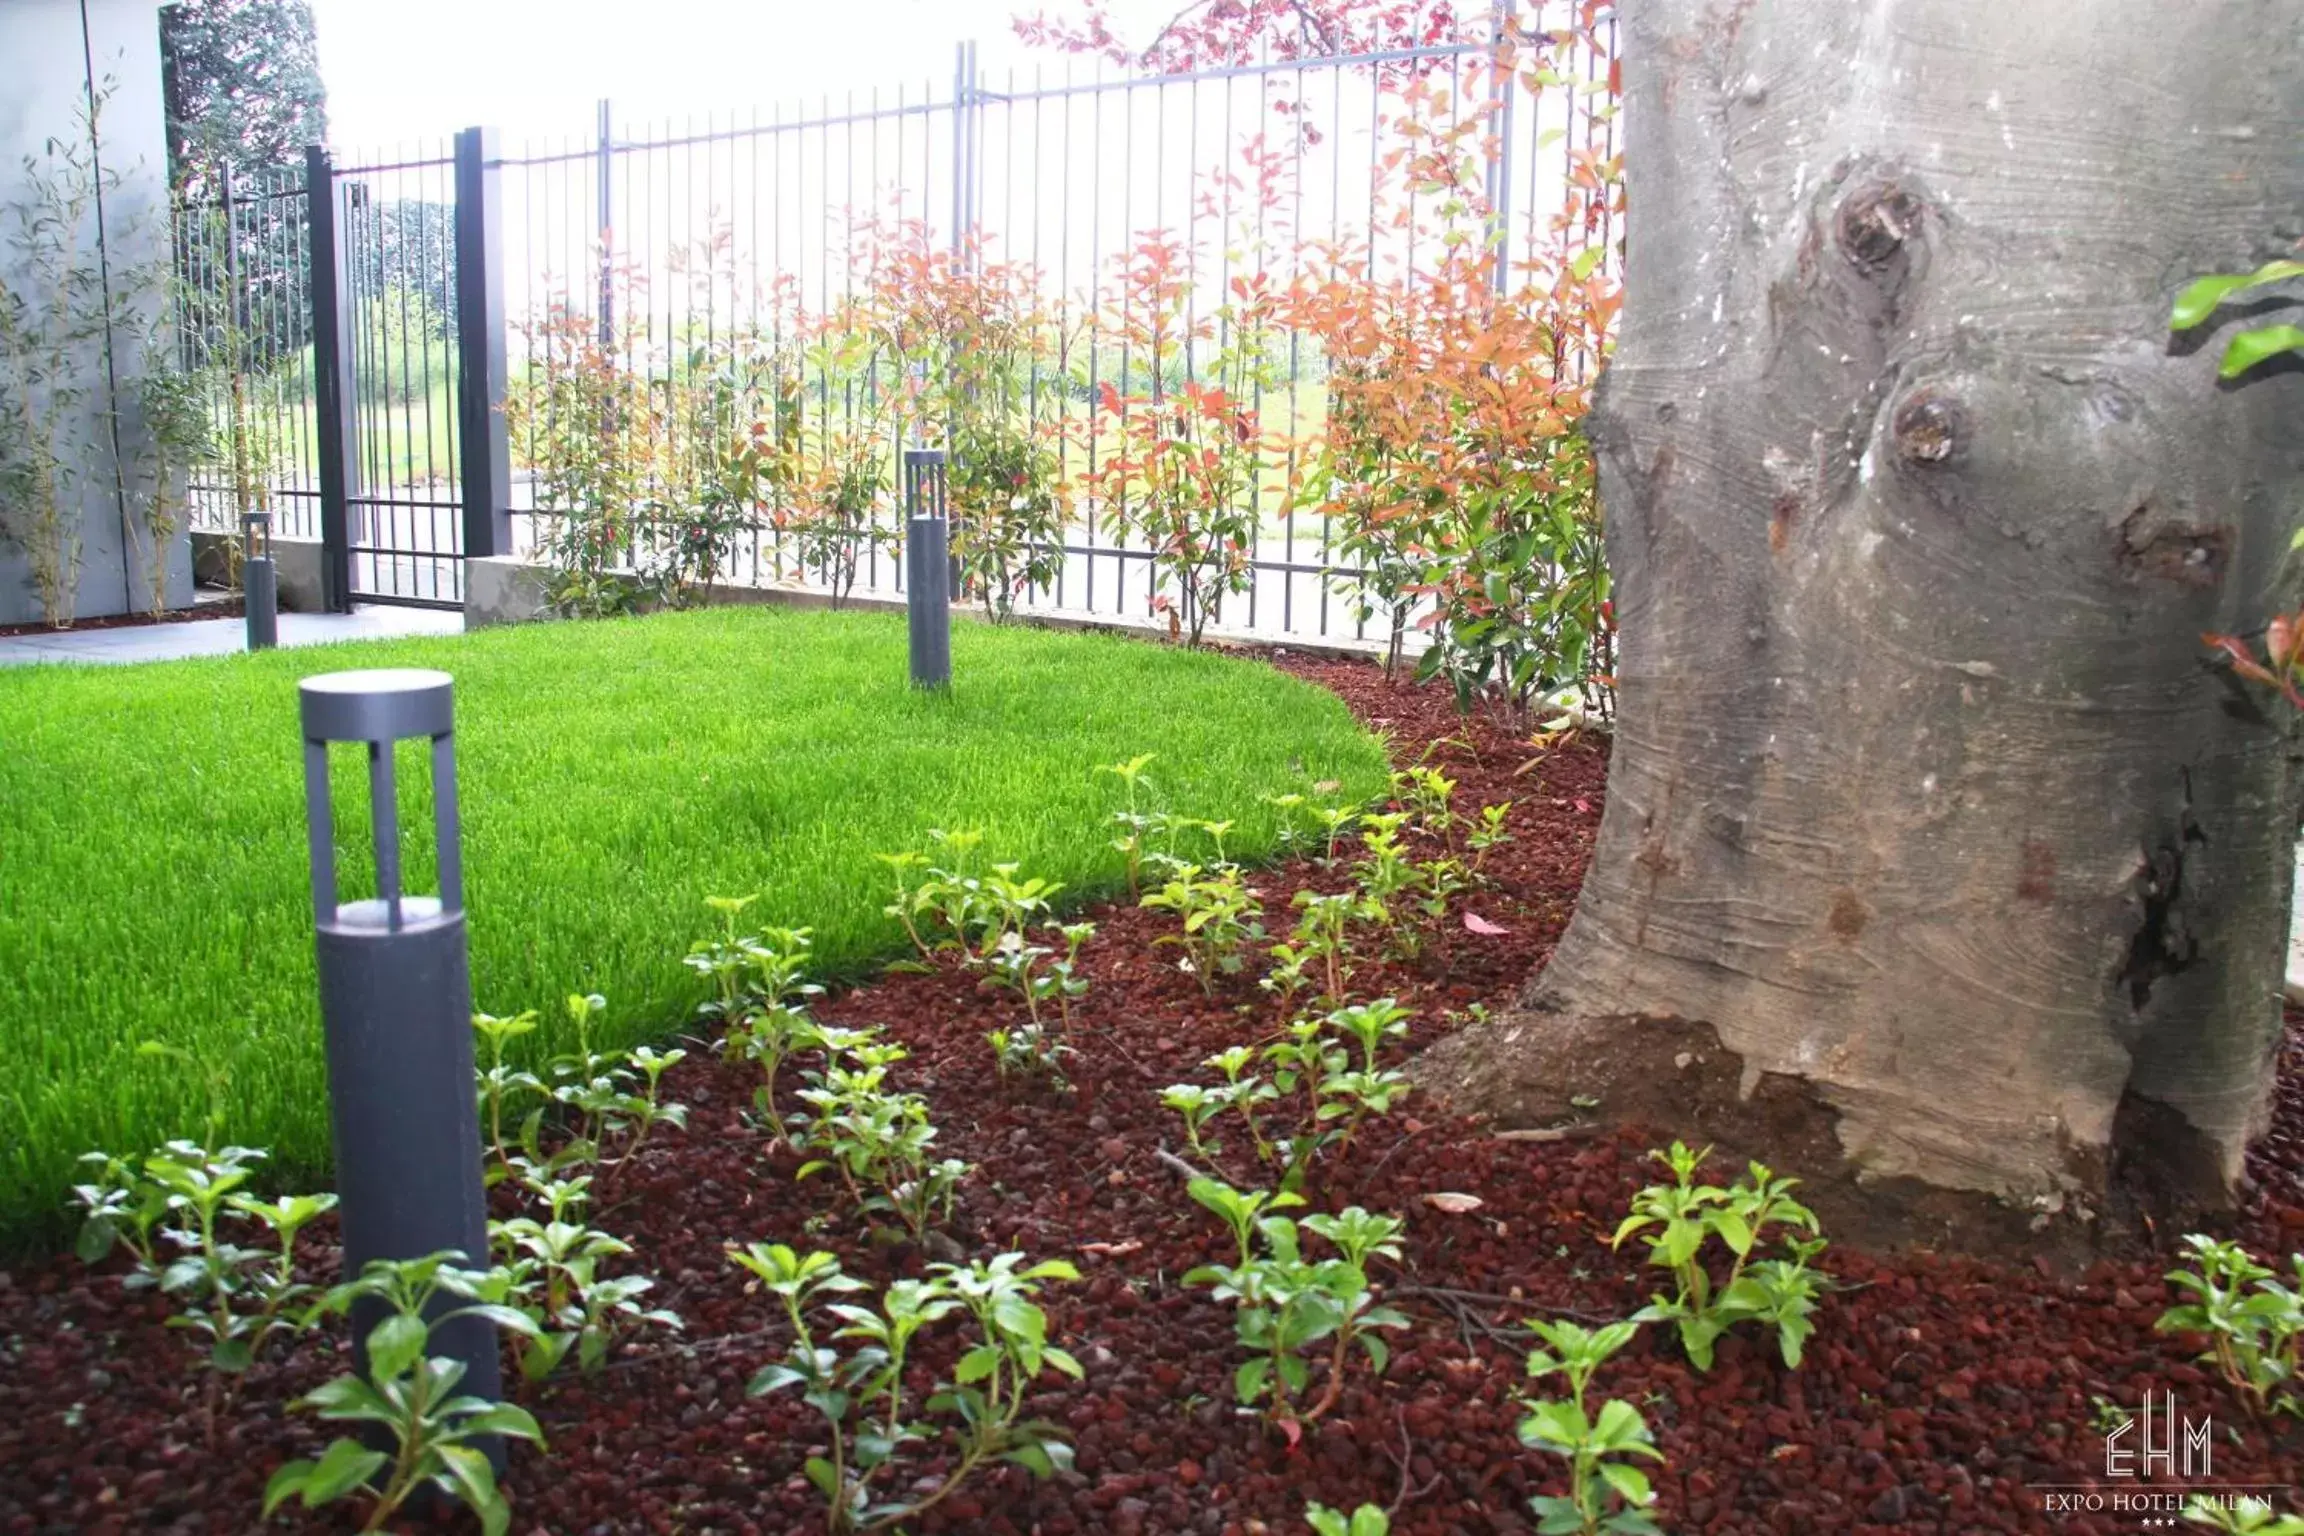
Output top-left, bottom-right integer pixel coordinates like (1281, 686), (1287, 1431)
(300, 668), (454, 744)
(302, 667), (451, 695)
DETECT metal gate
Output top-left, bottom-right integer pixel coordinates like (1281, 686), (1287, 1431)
(326, 149), (469, 607)
(172, 140), (510, 610)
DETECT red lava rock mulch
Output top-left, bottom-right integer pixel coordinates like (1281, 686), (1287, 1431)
(2, 654), (2299, 1535)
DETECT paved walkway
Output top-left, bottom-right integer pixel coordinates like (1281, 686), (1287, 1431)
(0, 603), (463, 666)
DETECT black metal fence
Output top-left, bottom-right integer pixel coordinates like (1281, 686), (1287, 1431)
(174, 15), (1615, 635)
(173, 165), (321, 542)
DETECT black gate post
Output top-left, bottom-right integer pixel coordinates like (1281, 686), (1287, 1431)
(454, 127), (511, 562)
(305, 146), (357, 613)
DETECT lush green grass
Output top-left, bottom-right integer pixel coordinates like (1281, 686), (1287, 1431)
(0, 606), (1384, 1242)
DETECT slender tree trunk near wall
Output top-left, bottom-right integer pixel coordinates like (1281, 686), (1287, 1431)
(1417, 0), (2304, 1249)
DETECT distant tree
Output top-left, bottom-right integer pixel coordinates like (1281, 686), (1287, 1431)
(347, 195), (455, 337)
(158, 0), (329, 196)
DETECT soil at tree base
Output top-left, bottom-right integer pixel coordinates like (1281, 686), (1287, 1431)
(1, 655), (2298, 1534)
(0, 599), (243, 640)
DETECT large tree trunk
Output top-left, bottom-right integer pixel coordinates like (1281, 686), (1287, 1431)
(1419, 0), (2304, 1246)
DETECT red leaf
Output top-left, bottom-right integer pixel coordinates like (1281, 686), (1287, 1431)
(2207, 632), (2278, 686)
(1463, 911), (1509, 936)
(1080, 1240), (1144, 1258)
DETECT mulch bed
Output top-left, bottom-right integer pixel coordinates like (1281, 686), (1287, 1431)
(2, 654), (2299, 1535)
(0, 598), (242, 640)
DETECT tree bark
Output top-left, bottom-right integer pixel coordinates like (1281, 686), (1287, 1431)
(1419, 0), (2304, 1244)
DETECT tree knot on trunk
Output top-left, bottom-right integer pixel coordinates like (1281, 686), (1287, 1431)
(1835, 179), (1926, 271)
(1890, 389), (1968, 466)
(2116, 504), (2232, 589)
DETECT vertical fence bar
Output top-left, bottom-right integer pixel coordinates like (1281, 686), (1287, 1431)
(596, 99), (615, 352)
(1488, 0), (1515, 294)
(306, 145), (356, 612)
(219, 166), (245, 560)
(455, 127), (511, 561)
(951, 43), (969, 261)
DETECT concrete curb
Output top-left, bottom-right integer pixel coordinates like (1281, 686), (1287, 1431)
(459, 554), (1398, 665)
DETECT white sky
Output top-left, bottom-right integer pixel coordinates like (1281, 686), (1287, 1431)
(311, 0), (1183, 153)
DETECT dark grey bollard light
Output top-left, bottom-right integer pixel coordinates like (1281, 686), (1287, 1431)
(903, 447), (952, 690)
(242, 510), (278, 651)
(298, 669), (502, 1418)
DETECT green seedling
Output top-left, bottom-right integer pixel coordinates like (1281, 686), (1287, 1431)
(1307, 1504), (1391, 1536)
(471, 1009), (544, 1176)
(1519, 1317), (1665, 1536)
(1183, 1179), (1407, 1422)
(1097, 753), (1160, 895)
(1142, 862), (1266, 993)
(732, 1243), (1082, 1533)
(1467, 802), (1514, 874)
(2184, 1495), (2304, 1534)
(1613, 1141), (1828, 1370)
(265, 1251), (544, 1536)
(2158, 1234), (2302, 1418)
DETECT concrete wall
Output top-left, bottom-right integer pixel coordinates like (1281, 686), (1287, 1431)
(0, 0), (185, 626)
(188, 527), (328, 612)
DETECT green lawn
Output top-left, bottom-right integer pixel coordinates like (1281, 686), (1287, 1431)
(0, 607), (1384, 1242)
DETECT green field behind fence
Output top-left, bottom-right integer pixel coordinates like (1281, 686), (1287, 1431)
(0, 606), (1386, 1243)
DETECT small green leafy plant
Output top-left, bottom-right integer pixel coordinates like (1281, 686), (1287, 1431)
(2157, 1234), (2301, 1418)
(264, 1251), (545, 1536)
(981, 919), (1094, 1035)
(1182, 1178), (1409, 1423)
(482, 1203), (684, 1380)
(1098, 754), (1160, 895)
(729, 1243), (1083, 1532)
(1352, 813), (1441, 959)
(471, 1008), (544, 1176)
(1160, 1000), (1413, 1186)
(2184, 1495), (2304, 1534)
(1314, 999), (1415, 1157)
(977, 864), (1066, 958)
(72, 1141), (334, 1382)
(877, 832), (1071, 973)
(1264, 889), (1371, 1006)
(1307, 1502), (1391, 1536)
(690, 898), (824, 1140)
(1142, 861), (1267, 992)
(522, 992), (692, 1176)
(1613, 1142), (1828, 1370)
(1467, 801), (1515, 875)
(988, 1020), (1076, 1090)
(1519, 1317), (1665, 1536)
(794, 1031), (971, 1239)
(1393, 764), (1458, 847)
(878, 828), (988, 957)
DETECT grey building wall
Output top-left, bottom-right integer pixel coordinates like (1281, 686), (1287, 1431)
(0, 0), (186, 626)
